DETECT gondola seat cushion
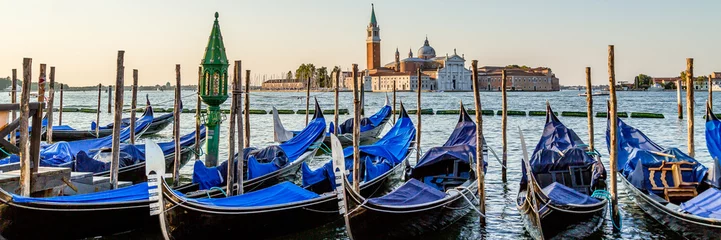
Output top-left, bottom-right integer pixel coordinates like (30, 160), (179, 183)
(367, 179), (446, 206)
(541, 182), (599, 205)
(680, 188), (721, 219)
(189, 182), (319, 207)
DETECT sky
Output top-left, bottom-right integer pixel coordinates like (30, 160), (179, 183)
(1, 0), (719, 87)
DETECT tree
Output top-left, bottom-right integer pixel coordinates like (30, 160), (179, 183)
(316, 67), (329, 88)
(635, 74), (652, 89)
(286, 71), (292, 80)
(664, 81), (676, 90)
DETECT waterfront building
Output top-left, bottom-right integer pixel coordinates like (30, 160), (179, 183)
(261, 79), (306, 90)
(476, 66), (560, 91)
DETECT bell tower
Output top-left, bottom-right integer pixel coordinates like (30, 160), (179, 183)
(366, 4), (381, 70)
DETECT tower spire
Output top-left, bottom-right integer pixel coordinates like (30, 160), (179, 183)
(370, 3), (377, 26)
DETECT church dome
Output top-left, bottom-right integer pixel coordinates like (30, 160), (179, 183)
(417, 37), (436, 59)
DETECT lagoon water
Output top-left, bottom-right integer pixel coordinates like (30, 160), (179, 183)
(3, 89), (709, 239)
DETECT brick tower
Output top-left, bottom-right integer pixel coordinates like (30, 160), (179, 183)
(366, 4), (380, 70)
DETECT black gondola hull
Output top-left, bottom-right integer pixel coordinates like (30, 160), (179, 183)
(0, 197), (155, 240)
(517, 189), (607, 240)
(44, 115), (173, 142)
(94, 140), (202, 184)
(619, 173), (721, 239)
(345, 180), (478, 240)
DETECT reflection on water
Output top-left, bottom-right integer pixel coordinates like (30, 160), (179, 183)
(3, 89), (713, 239)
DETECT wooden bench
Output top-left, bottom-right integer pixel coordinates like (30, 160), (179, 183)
(649, 160), (698, 202)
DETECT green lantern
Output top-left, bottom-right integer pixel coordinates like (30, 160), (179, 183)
(199, 12), (229, 167)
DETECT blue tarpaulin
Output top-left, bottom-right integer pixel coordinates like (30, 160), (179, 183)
(0, 106), (155, 167)
(680, 188), (721, 219)
(187, 182), (319, 207)
(705, 110), (721, 187)
(192, 110), (325, 190)
(336, 105), (391, 134)
(302, 106), (415, 190)
(607, 118), (708, 192)
(12, 182), (151, 204)
(541, 182), (600, 205)
(367, 179), (446, 206)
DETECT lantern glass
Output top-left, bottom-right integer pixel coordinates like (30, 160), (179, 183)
(212, 72), (220, 95)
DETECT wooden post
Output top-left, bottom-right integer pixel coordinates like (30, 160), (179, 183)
(172, 64), (182, 187)
(58, 84), (64, 125)
(108, 85), (113, 114)
(686, 58), (694, 157)
(392, 79), (397, 124)
(236, 61), (245, 195)
(334, 69), (340, 134)
(586, 67), (594, 150)
(31, 64), (46, 170)
(244, 69), (250, 148)
(709, 74), (713, 111)
(678, 77), (683, 119)
(471, 60), (485, 215)
(95, 84), (101, 137)
(607, 45), (620, 226)
(19, 58), (32, 196)
(352, 64), (361, 191)
(226, 62), (238, 196)
(501, 69), (507, 182)
(360, 74), (365, 116)
(11, 69), (17, 145)
(46, 67), (55, 143)
(110, 50), (125, 189)
(195, 67), (202, 161)
(130, 69), (138, 144)
(305, 76), (311, 126)
(416, 68), (422, 166)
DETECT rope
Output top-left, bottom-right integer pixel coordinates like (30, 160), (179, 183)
(591, 189), (622, 230)
(487, 146), (505, 169)
(447, 187), (484, 217)
(185, 146), (205, 158)
(0, 147), (12, 157)
(207, 186), (227, 198)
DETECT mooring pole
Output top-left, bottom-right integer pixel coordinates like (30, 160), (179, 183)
(46, 67), (55, 143)
(31, 64), (46, 168)
(172, 64), (182, 187)
(678, 77), (683, 119)
(686, 58), (695, 157)
(130, 69), (138, 145)
(305, 76), (311, 126)
(244, 69), (250, 148)
(607, 45), (620, 227)
(58, 83), (64, 126)
(19, 58), (32, 197)
(107, 85), (112, 114)
(586, 67), (594, 150)
(195, 67), (202, 161)
(110, 50), (125, 189)
(471, 60), (485, 215)
(360, 74), (365, 116)
(96, 84), (101, 137)
(416, 68), (422, 166)
(236, 61), (245, 195)
(10, 69), (17, 145)
(334, 69), (340, 134)
(352, 64), (361, 191)
(226, 62), (238, 196)
(392, 79), (397, 124)
(709, 74), (713, 111)
(501, 69), (507, 182)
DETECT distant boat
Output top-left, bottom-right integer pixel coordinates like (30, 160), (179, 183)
(578, 91), (609, 97)
(647, 83), (664, 92)
(712, 84), (721, 92)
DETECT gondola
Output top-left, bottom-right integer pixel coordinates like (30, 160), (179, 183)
(340, 103), (486, 239)
(46, 97), (174, 141)
(93, 96), (178, 136)
(0, 141), (167, 239)
(301, 102), (416, 196)
(176, 100), (327, 195)
(0, 106), (154, 168)
(273, 95), (392, 146)
(517, 104), (608, 240)
(607, 103), (721, 239)
(75, 125), (207, 184)
(156, 105), (416, 240)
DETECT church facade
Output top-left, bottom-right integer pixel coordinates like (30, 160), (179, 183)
(352, 4), (473, 92)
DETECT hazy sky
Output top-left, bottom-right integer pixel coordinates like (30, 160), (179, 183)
(1, 0), (719, 87)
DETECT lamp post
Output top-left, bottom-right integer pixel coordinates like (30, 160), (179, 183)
(199, 12), (230, 167)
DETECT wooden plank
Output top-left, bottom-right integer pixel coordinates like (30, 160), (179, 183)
(0, 167), (70, 195)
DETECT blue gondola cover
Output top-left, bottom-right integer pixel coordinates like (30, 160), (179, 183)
(12, 182), (152, 204)
(680, 188), (721, 219)
(367, 179), (446, 206)
(541, 182), (600, 205)
(337, 105), (391, 134)
(187, 182), (319, 207)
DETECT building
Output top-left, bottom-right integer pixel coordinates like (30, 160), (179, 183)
(349, 4), (472, 92)
(261, 79), (306, 90)
(476, 66), (559, 91)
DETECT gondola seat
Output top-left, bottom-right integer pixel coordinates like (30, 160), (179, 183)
(535, 164), (594, 195)
(421, 160), (470, 191)
(649, 160), (699, 202)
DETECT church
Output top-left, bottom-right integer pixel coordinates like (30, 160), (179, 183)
(347, 4), (473, 92)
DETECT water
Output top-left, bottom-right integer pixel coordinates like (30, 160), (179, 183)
(2, 89), (710, 239)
